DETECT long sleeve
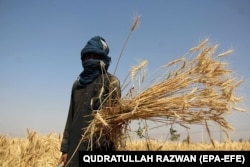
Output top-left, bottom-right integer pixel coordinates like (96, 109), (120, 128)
(109, 75), (121, 107)
(60, 81), (76, 153)
(107, 75), (125, 149)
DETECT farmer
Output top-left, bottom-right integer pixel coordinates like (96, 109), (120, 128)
(59, 36), (121, 166)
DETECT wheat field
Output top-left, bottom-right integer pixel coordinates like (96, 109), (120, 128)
(1, 40), (248, 166)
(0, 130), (249, 167)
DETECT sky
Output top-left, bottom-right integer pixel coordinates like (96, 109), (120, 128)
(0, 0), (250, 142)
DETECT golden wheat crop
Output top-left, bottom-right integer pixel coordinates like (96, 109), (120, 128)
(0, 130), (61, 167)
(123, 139), (250, 151)
(82, 39), (246, 151)
(0, 130), (249, 167)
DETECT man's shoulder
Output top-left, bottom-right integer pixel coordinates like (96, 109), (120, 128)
(73, 79), (78, 85)
(72, 79), (79, 89)
(107, 73), (120, 82)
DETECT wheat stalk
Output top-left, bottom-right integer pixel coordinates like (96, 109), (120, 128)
(82, 39), (245, 149)
(113, 15), (141, 75)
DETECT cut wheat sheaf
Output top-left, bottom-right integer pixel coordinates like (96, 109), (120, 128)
(82, 39), (246, 149)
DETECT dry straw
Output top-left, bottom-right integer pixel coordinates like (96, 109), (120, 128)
(1, 130), (250, 166)
(0, 129), (62, 167)
(81, 39), (246, 149)
(113, 15), (141, 75)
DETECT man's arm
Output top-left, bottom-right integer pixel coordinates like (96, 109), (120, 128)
(109, 75), (121, 113)
(59, 81), (77, 163)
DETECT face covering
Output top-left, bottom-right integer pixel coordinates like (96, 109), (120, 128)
(77, 59), (104, 86)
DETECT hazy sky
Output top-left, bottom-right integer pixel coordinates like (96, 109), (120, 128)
(1, 0), (249, 142)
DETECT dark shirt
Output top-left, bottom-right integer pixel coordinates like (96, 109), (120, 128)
(60, 73), (120, 166)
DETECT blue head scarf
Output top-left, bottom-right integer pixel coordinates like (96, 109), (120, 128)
(78, 36), (111, 86)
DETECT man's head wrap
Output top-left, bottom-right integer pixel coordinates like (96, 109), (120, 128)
(78, 36), (111, 86)
(81, 36), (110, 61)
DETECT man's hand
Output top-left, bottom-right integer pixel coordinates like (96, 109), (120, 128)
(58, 152), (67, 166)
(112, 106), (121, 113)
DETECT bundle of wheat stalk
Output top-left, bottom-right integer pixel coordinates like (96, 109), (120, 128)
(81, 39), (246, 149)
